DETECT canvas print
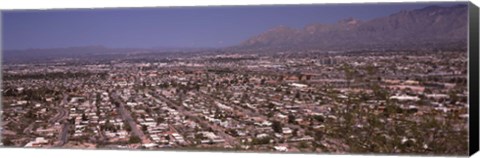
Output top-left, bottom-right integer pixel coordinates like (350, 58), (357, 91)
(0, 2), (470, 156)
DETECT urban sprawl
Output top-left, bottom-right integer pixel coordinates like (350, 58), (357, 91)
(1, 50), (469, 155)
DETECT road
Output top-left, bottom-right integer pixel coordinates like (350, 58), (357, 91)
(54, 94), (70, 147)
(49, 107), (68, 124)
(49, 94), (69, 124)
(23, 95), (68, 136)
(111, 92), (146, 143)
(148, 91), (237, 146)
(56, 123), (70, 147)
(22, 122), (35, 134)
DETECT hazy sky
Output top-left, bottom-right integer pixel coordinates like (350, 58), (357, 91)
(2, 2), (465, 50)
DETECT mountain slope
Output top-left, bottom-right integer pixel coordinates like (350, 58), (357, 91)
(239, 4), (468, 51)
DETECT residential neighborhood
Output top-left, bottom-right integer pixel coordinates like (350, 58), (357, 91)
(1, 50), (469, 155)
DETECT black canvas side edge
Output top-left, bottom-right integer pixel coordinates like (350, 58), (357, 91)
(469, 1), (479, 156)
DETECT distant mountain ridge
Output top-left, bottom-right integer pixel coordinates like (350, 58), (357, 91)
(239, 4), (468, 51)
(2, 46), (216, 64)
(2, 4), (469, 64)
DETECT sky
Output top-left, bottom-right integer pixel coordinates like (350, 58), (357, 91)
(1, 2), (466, 50)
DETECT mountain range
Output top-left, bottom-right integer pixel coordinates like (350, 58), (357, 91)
(238, 4), (468, 51)
(3, 5), (469, 63)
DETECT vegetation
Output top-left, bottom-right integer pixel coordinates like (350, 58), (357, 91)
(128, 135), (141, 144)
(322, 92), (468, 155)
(271, 121), (283, 133)
(251, 136), (271, 145)
(2, 138), (14, 146)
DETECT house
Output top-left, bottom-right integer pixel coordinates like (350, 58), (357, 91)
(17, 100), (28, 105)
(171, 133), (186, 144)
(24, 137), (49, 147)
(389, 95), (420, 101)
(36, 128), (56, 136)
(274, 145), (288, 152)
(282, 127), (293, 135)
(142, 143), (158, 148)
(289, 83), (308, 88)
(275, 113), (288, 122)
(426, 94), (449, 100)
(256, 133), (269, 138)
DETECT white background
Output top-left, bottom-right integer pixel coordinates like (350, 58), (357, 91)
(0, 0), (479, 158)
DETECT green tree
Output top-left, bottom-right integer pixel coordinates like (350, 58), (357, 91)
(288, 114), (296, 124)
(156, 117), (165, 125)
(272, 121), (283, 133)
(251, 136), (271, 145)
(81, 113), (88, 121)
(2, 138), (14, 146)
(128, 135), (141, 144)
(298, 141), (309, 148)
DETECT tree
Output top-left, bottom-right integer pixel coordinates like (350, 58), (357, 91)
(288, 114), (296, 124)
(227, 129), (239, 137)
(298, 141), (309, 148)
(292, 129), (298, 137)
(342, 64), (355, 87)
(124, 122), (132, 132)
(267, 112), (275, 118)
(195, 84), (201, 91)
(448, 90), (459, 104)
(313, 115), (325, 122)
(272, 121), (283, 133)
(2, 138), (14, 146)
(25, 110), (36, 119)
(314, 130), (323, 141)
(295, 92), (301, 99)
(104, 120), (115, 131)
(81, 113), (88, 121)
(286, 89), (291, 95)
(260, 78), (266, 85)
(365, 64), (377, 76)
(263, 102), (274, 109)
(156, 117), (165, 125)
(251, 136), (271, 145)
(306, 75), (312, 80)
(128, 135), (141, 144)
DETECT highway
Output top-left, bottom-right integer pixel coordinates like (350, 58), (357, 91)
(24, 95), (68, 136)
(54, 94), (70, 147)
(111, 92), (146, 143)
(49, 107), (68, 124)
(56, 123), (70, 147)
(50, 94), (69, 124)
